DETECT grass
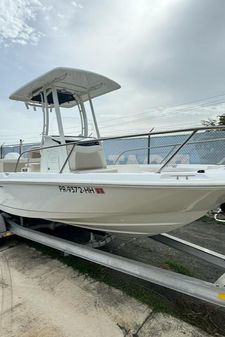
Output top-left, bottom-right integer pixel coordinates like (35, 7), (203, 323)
(200, 215), (219, 224)
(163, 259), (194, 277)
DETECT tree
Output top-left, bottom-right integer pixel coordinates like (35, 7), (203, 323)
(218, 114), (225, 125)
(201, 114), (225, 126)
(201, 118), (217, 126)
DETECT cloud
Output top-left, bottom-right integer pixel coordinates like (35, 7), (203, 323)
(1, 0), (225, 141)
(124, 0), (225, 104)
(0, 0), (45, 46)
(71, 1), (83, 8)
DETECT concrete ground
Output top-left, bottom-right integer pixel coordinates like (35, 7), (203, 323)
(0, 218), (225, 337)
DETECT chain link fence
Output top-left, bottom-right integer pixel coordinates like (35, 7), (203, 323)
(0, 142), (40, 159)
(1, 128), (225, 168)
(103, 129), (225, 166)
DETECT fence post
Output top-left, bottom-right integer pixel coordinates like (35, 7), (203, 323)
(19, 139), (23, 155)
(0, 144), (3, 159)
(147, 133), (151, 164)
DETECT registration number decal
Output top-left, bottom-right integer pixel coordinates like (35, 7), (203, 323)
(58, 185), (105, 194)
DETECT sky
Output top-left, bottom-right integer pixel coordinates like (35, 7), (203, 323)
(0, 0), (225, 144)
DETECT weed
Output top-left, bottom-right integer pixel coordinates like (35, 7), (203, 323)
(163, 259), (194, 277)
(200, 215), (219, 225)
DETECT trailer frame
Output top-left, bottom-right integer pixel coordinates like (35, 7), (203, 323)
(1, 215), (225, 308)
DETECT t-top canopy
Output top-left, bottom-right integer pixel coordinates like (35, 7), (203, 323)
(9, 67), (121, 107)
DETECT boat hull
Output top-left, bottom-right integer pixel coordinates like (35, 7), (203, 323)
(0, 171), (225, 235)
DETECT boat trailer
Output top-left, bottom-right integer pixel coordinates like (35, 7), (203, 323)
(0, 215), (225, 308)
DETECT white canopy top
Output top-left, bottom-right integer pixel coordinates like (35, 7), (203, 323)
(9, 67), (121, 107)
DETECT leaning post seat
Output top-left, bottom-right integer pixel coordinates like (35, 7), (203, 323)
(66, 141), (107, 171)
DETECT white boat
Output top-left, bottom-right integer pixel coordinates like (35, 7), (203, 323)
(0, 67), (225, 235)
